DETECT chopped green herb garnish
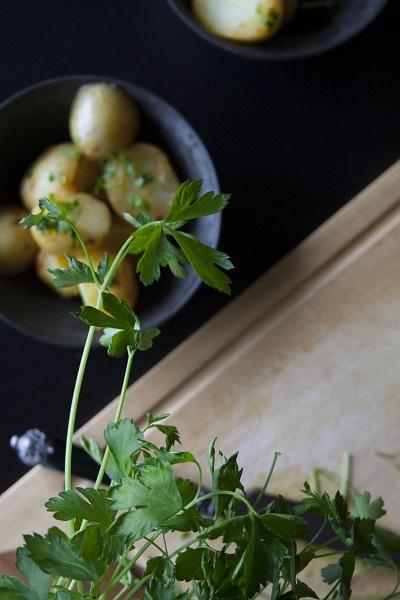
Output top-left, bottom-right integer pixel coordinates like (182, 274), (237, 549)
(48, 171), (66, 183)
(129, 194), (151, 212)
(59, 145), (81, 159)
(135, 172), (154, 188)
(123, 155), (135, 176)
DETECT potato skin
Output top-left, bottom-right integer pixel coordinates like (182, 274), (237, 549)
(78, 249), (139, 309)
(31, 192), (111, 255)
(35, 251), (79, 298)
(103, 143), (179, 221)
(192, 0), (284, 42)
(20, 143), (99, 211)
(69, 83), (140, 160)
(0, 205), (38, 275)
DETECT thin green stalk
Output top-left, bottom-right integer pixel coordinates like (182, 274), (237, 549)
(120, 575), (152, 600)
(76, 347), (136, 535)
(301, 517), (327, 552)
(70, 224), (100, 286)
(254, 451), (281, 508)
(185, 489), (257, 519)
(64, 233), (135, 535)
(321, 581), (340, 600)
(94, 347), (136, 490)
(101, 534), (159, 598)
(340, 452), (352, 500)
(64, 324), (96, 496)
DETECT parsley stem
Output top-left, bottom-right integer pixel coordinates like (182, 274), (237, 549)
(64, 233), (134, 532)
(65, 324), (96, 497)
(93, 347), (136, 491)
(301, 517), (327, 552)
(340, 452), (352, 500)
(102, 534), (158, 597)
(102, 234), (135, 290)
(185, 490), (257, 517)
(70, 223), (100, 286)
(321, 580), (340, 600)
(254, 451), (281, 508)
(77, 345), (135, 533)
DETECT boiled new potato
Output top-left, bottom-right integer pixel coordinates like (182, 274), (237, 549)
(20, 143), (99, 211)
(77, 249), (139, 309)
(0, 205), (38, 275)
(69, 83), (140, 160)
(31, 192), (111, 255)
(35, 251), (79, 298)
(103, 143), (180, 221)
(192, 0), (285, 42)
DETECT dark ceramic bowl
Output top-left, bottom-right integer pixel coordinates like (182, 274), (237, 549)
(166, 0), (388, 60)
(0, 75), (221, 347)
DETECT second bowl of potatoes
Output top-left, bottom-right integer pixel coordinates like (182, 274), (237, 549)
(0, 76), (221, 346)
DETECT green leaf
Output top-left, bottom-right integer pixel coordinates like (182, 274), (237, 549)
(110, 461), (183, 536)
(15, 547), (50, 600)
(48, 255), (94, 288)
(235, 519), (288, 597)
(20, 211), (46, 230)
(129, 222), (164, 285)
(38, 196), (62, 217)
(165, 180), (230, 223)
(45, 488), (115, 528)
(97, 253), (110, 284)
(354, 492), (386, 520)
(170, 230), (232, 295)
(100, 326), (159, 359)
(143, 578), (188, 600)
(0, 576), (31, 600)
(23, 530), (97, 581)
(151, 424), (181, 451)
(175, 548), (213, 581)
(259, 513), (309, 540)
(322, 553), (355, 600)
(137, 327), (160, 351)
(102, 292), (137, 328)
(70, 526), (113, 580)
(352, 517), (377, 554)
(80, 435), (119, 482)
(212, 452), (244, 518)
(100, 328), (136, 358)
(59, 145), (81, 159)
(74, 306), (119, 329)
(104, 419), (143, 482)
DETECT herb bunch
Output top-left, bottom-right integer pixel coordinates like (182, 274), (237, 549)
(0, 181), (399, 600)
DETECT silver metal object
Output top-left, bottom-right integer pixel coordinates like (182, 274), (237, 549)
(10, 428), (54, 467)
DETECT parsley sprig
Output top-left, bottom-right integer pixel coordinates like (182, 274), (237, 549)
(125, 179), (233, 294)
(1, 417), (399, 599)
(4, 179), (399, 599)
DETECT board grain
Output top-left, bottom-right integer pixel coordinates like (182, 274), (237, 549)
(1, 162), (400, 595)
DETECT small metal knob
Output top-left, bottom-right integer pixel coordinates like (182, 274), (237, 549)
(10, 428), (54, 467)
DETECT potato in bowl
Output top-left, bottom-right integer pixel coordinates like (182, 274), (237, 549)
(0, 76), (221, 346)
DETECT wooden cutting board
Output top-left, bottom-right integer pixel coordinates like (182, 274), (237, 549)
(2, 162), (400, 595)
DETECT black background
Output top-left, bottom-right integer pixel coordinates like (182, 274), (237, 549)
(0, 0), (399, 493)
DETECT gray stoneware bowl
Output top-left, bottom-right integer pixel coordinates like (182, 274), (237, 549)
(166, 0), (388, 60)
(0, 76), (221, 347)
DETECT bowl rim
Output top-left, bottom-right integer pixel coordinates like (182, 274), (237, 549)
(0, 74), (221, 347)
(165, 0), (389, 61)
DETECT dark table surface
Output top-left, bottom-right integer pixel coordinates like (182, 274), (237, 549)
(0, 0), (399, 494)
